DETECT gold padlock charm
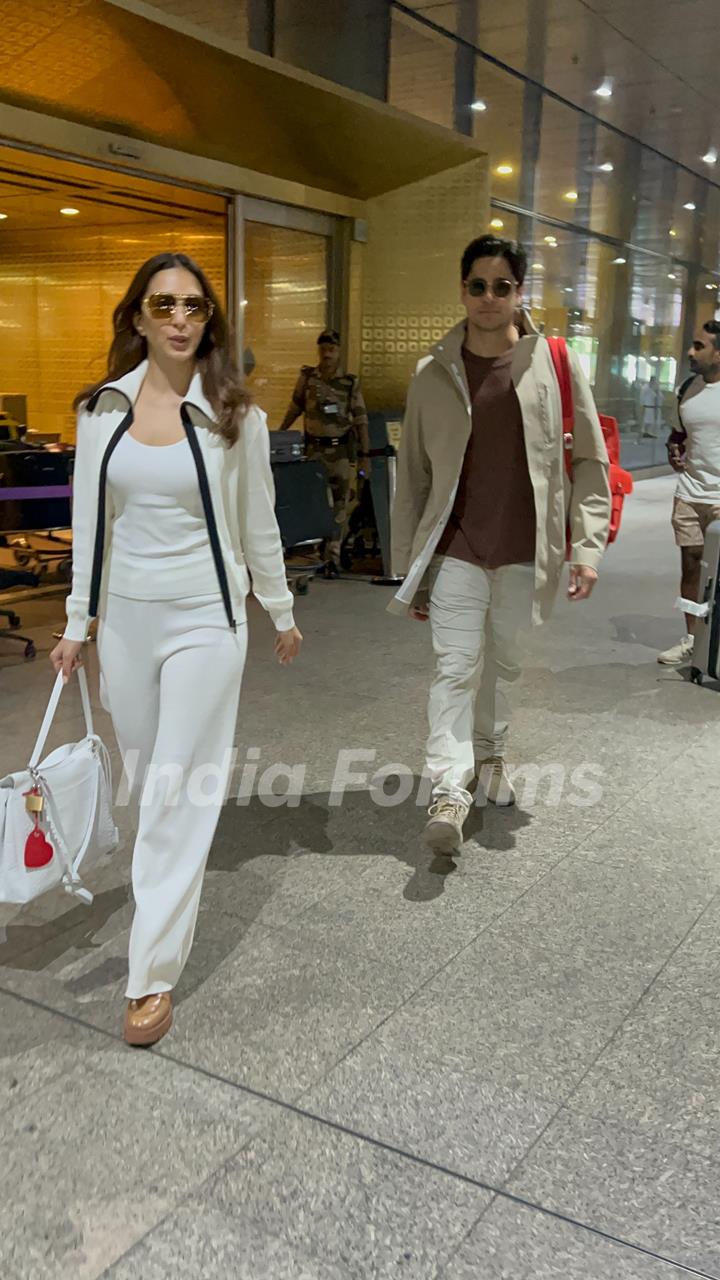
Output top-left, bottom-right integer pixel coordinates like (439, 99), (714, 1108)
(24, 788), (44, 814)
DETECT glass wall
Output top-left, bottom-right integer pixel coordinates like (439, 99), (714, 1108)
(387, 3), (720, 469)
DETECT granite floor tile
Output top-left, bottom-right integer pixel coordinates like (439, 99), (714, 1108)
(0, 1038), (274, 1280)
(107, 1207), (341, 1280)
(361, 852), (712, 1104)
(302, 1028), (558, 1186)
(441, 1196), (708, 1279)
(163, 921), (417, 1097)
(112, 1109), (492, 1280)
(545, 892), (720, 1164)
(0, 990), (101, 1112)
(507, 1109), (720, 1277)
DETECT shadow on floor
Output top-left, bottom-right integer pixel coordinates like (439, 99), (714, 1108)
(0, 783), (534, 1008)
(520, 658), (719, 721)
(610, 614), (683, 650)
(0, 884), (130, 971)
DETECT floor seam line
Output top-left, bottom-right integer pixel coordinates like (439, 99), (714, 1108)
(1, 983), (715, 1279)
(495, 881), (720, 1196)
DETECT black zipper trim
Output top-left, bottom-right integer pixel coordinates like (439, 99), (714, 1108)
(88, 406), (133, 618)
(181, 405), (237, 631)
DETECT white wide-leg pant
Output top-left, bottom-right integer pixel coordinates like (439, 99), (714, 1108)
(98, 594), (247, 999)
(427, 556), (534, 806)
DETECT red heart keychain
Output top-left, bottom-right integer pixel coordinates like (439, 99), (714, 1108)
(23, 787), (54, 869)
(24, 825), (55, 869)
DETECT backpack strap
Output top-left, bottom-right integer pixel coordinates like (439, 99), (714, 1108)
(546, 336), (574, 479)
(676, 374), (695, 434)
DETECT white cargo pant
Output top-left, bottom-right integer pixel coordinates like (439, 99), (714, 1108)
(98, 593), (247, 999)
(427, 556), (535, 806)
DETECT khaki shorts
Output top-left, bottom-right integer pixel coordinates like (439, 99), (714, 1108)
(672, 496), (720, 547)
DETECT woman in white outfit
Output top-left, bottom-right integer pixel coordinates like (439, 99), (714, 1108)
(50, 252), (302, 1047)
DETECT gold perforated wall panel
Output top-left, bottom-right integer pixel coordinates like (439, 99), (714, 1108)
(244, 222), (328, 426)
(0, 220), (226, 441)
(360, 158), (489, 409)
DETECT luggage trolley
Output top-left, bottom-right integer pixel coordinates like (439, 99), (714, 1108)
(270, 432), (337, 595)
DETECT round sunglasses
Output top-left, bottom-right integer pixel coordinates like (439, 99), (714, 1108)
(464, 277), (517, 299)
(143, 292), (215, 324)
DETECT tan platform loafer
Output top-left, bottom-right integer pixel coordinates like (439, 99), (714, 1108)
(123, 992), (173, 1047)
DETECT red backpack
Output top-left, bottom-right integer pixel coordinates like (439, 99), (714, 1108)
(547, 337), (633, 551)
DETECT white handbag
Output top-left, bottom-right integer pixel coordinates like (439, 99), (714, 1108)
(0, 668), (118, 905)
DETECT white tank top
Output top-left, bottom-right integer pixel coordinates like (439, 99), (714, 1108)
(106, 433), (219, 600)
(677, 381), (720, 504)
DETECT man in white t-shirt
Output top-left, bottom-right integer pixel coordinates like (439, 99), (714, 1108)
(640, 375), (663, 438)
(659, 320), (720, 665)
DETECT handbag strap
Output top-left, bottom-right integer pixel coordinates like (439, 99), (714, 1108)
(546, 336), (575, 480)
(29, 667), (95, 770)
(38, 767), (97, 905)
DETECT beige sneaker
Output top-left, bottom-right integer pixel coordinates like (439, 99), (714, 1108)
(425, 797), (469, 852)
(657, 634), (694, 666)
(476, 757), (516, 807)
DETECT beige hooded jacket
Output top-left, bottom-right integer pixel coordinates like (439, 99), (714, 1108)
(388, 313), (611, 624)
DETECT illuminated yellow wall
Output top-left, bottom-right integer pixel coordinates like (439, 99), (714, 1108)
(0, 221), (225, 441)
(360, 157), (489, 409)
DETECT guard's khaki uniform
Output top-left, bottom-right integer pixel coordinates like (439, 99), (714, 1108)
(282, 366), (369, 566)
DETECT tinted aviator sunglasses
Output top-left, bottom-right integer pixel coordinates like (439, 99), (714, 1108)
(464, 277), (516, 299)
(143, 292), (215, 323)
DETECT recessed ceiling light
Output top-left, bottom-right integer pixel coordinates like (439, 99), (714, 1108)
(471, 99), (488, 113)
(0, 213), (7, 221)
(703, 148), (718, 165)
(60, 207), (80, 216)
(683, 202), (697, 211)
(594, 78), (613, 99)
(668, 273), (677, 280)
(531, 263), (545, 271)
(564, 190), (579, 202)
(669, 228), (678, 238)
(612, 257), (627, 265)
(544, 235), (558, 245)
(598, 162), (614, 173)
(706, 283), (716, 290)
(564, 287), (573, 294)
(496, 164), (514, 176)
(490, 218), (504, 230)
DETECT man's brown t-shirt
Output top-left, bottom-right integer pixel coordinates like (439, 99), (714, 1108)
(437, 345), (536, 570)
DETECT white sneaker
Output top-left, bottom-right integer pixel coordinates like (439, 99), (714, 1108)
(476, 757), (516, 807)
(425, 797), (469, 853)
(657, 634), (694, 666)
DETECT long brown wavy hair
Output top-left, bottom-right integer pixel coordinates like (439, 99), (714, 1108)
(74, 252), (249, 445)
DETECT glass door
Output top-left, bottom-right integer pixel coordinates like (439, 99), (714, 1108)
(239, 198), (336, 427)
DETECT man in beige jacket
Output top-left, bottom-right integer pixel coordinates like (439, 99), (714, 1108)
(389, 234), (611, 851)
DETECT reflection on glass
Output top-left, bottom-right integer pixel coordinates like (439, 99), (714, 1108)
(244, 223), (328, 426)
(389, 6), (720, 468)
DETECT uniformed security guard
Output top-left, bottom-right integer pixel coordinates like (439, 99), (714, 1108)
(280, 329), (370, 577)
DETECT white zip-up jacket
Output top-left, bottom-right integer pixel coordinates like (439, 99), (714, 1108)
(63, 360), (295, 642)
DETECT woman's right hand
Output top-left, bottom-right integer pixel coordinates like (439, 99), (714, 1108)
(49, 638), (84, 684)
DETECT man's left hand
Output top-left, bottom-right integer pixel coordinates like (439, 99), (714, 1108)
(567, 565), (598, 602)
